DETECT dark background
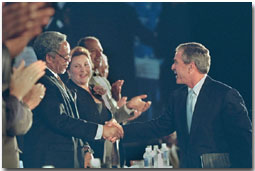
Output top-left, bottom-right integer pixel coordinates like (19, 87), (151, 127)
(46, 2), (252, 165)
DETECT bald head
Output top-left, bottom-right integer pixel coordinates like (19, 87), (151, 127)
(77, 36), (103, 70)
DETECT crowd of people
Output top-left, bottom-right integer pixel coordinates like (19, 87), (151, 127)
(2, 2), (252, 169)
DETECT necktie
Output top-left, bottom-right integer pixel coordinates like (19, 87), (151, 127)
(187, 89), (195, 133)
(56, 75), (66, 89)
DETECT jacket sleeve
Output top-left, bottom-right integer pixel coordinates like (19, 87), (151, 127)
(34, 79), (100, 141)
(5, 95), (33, 136)
(222, 88), (252, 168)
(91, 76), (134, 123)
(114, 105), (133, 123)
(123, 100), (175, 142)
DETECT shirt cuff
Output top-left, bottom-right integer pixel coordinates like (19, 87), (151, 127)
(95, 124), (103, 140)
(124, 104), (135, 115)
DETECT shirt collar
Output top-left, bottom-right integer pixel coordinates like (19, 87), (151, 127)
(188, 74), (207, 96)
(47, 67), (59, 78)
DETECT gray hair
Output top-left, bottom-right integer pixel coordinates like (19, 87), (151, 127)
(176, 42), (211, 74)
(33, 31), (67, 61)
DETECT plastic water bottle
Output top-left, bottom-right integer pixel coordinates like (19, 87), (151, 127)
(19, 160), (24, 168)
(161, 143), (170, 167)
(143, 146), (153, 168)
(152, 145), (159, 168)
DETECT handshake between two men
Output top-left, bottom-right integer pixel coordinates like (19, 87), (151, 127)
(102, 94), (152, 143)
(103, 119), (124, 143)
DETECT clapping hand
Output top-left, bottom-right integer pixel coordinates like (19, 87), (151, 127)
(3, 2), (54, 42)
(111, 80), (124, 101)
(103, 119), (124, 143)
(126, 94), (152, 113)
(22, 83), (46, 110)
(3, 2), (55, 58)
(10, 60), (46, 101)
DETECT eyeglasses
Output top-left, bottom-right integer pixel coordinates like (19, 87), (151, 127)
(52, 51), (70, 61)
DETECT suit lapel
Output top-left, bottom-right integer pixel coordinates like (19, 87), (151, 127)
(45, 69), (62, 89)
(46, 69), (71, 100)
(189, 76), (212, 137)
(45, 69), (75, 116)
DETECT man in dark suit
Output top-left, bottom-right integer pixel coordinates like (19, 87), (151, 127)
(121, 42), (252, 168)
(22, 31), (124, 168)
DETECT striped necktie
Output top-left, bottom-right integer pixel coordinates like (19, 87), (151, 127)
(56, 75), (66, 90)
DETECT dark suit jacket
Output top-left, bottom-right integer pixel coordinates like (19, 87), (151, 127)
(123, 76), (252, 168)
(23, 69), (99, 168)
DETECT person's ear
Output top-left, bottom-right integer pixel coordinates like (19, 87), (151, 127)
(188, 62), (195, 73)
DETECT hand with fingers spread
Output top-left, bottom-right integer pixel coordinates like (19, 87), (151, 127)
(103, 119), (124, 143)
(22, 83), (46, 110)
(111, 80), (124, 101)
(126, 94), (152, 113)
(10, 60), (46, 101)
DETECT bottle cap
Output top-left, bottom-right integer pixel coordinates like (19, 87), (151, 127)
(147, 145), (152, 150)
(161, 143), (167, 148)
(153, 145), (159, 150)
(146, 147), (152, 152)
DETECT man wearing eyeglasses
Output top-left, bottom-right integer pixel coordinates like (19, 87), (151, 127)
(22, 31), (124, 168)
(46, 44), (71, 74)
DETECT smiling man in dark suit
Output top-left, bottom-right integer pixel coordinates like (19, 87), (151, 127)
(122, 42), (252, 168)
(22, 31), (124, 168)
